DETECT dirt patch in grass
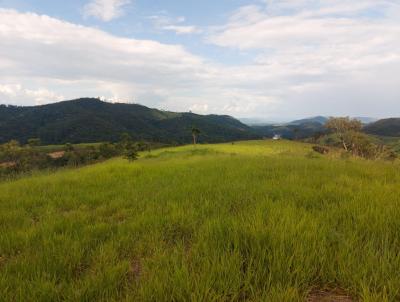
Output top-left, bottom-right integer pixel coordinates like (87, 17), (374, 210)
(0, 161), (16, 168)
(307, 288), (354, 302)
(47, 151), (65, 159)
(128, 258), (142, 282)
(73, 262), (90, 278)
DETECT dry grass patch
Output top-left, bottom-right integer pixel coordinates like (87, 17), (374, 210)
(0, 161), (16, 168)
(47, 151), (65, 159)
(307, 288), (354, 302)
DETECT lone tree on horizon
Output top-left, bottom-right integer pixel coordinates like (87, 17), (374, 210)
(191, 127), (201, 145)
(325, 117), (362, 151)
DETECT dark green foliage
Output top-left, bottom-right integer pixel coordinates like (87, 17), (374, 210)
(191, 127), (201, 145)
(0, 98), (258, 145)
(124, 147), (139, 161)
(64, 143), (74, 151)
(27, 138), (41, 147)
(134, 141), (152, 152)
(99, 142), (119, 158)
(117, 132), (134, 150)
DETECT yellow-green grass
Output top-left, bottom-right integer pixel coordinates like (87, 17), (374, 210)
(1, 140), (400, 301)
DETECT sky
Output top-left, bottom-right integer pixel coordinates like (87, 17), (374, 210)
(0, 0), (399, 120)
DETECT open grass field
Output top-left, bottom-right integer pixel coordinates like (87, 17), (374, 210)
(1, 140), (400, 301)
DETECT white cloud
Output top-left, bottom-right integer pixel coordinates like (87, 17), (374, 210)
(0, 84), (64, 105)
(206, 0), (400, 117)
(0, 9), (205, 82)
(0, 9), (231, 114)
(0, 9), (208, 107)
(148, 14), (202, 35)
(83, 0), (130, 22)
(210, 1), (400, 51)
(162, 25), (202, 35)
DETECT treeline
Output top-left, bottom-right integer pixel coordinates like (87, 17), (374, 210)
(0, 134), (153, 179)
(311, 117), (398, 160)
(0, 98), (257, 145)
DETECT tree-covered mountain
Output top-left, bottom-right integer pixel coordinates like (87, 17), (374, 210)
(364, 118), (400, 137)
(0, 98), (258, 144)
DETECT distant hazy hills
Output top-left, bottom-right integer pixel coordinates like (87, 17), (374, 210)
(0, 98), (258, 144)
(287, 116), (328, 126)
(247, 116), (382, 139)
(253, 121), (324, 140)
(240, 116), (376, 127)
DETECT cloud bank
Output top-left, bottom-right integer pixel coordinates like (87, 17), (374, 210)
(0, 1), (399, 118)
(208, 0), (400, 117)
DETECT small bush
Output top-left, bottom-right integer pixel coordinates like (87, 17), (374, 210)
(99, 143), (119, 158)
(124, 148), (139, 161)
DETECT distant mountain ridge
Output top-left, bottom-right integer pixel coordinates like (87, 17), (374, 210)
(0, 98), (258, 144)
(288, 116), (328, 126)
(241, 116), (376, 127)
(253, 116), (381, 139)
(0, 99), (396, 144)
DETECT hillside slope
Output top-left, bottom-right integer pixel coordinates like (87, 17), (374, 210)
(1, 141), (400, 301)
(364, 118), (400, 137)
(0, 98), (258, 144)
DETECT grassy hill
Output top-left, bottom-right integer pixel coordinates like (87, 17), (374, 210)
(1, 140), (400, 301)
(0, 98), (258, 145)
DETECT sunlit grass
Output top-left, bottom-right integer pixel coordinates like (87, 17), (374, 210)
(1, 140), (400, 301)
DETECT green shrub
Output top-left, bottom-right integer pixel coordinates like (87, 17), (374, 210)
(124, 147), (139, 161)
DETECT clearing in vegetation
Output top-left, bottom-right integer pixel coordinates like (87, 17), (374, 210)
(0, 140), (400, 301)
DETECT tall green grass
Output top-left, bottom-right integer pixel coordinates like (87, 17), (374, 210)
(1, 140), (399, 301)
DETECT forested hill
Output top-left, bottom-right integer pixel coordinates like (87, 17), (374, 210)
(0, 98), (258, 144)
(364, 118), (400, 137)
